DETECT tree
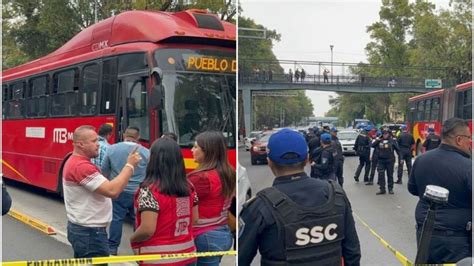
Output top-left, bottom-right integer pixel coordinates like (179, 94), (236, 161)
(331, 0), (471, 124)
(238, 15), (314, 129)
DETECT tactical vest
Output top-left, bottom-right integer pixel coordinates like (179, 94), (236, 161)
(357, 134), (370, 155)
(131, 185), (196, 266)
(378, 140), (394, 160)
(257, 181), (346, 266)
(426, 135), (441, 151)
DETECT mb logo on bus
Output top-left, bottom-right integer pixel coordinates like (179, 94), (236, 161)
(53, 128), (73, 143)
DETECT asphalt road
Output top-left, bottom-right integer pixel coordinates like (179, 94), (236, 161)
(3, 215), (73, 261)
(3, 179), (236, 265)
(239, 147), (419, 266)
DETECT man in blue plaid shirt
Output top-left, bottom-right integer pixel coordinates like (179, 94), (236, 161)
(91, 124), (113, 168)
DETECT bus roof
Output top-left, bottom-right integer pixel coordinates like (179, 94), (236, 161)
(408, 88), (445, 102)
(3, 10), (235, 81)
(456, 81), (472, 92)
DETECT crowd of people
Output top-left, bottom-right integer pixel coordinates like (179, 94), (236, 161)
(62, 124), (236, 266)
(239, 117), (471, 265)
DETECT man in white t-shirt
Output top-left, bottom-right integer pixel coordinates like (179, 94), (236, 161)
(63, 125), (141, 258)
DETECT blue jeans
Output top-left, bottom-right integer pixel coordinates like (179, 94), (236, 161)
(194, 225), (233, 266)
(67, 222), (109, 258)
(108, 192), (135, 255)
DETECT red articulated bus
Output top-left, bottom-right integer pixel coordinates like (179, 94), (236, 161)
(407, 81), (472, 155)
(2, 10), (236, 194)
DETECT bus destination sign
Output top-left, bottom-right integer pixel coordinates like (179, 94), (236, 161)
(186, 56), (236, 73)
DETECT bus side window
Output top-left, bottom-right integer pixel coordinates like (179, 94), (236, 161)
(100, 59), (117, 114)
(2, 85), (9, 120)
(424, 99), (431, 121)
(8, 81), (26, 119)
(80, 64), (99, 115)
(464, 90), (472, 120)
(27, 76), (48, 118)
(430, 97), (440, 121)
(51, 69), (79, 117)
(416, 100), (425, 121)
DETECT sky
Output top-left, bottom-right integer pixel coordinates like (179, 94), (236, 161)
(239, 0), (451, 116)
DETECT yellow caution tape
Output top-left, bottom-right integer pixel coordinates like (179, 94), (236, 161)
(8, 209), (56, 235)
(353, 213), (413, 266)
(2, 250), (236, 266)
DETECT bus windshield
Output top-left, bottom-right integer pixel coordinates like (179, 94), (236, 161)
(154, 48), (236, 148)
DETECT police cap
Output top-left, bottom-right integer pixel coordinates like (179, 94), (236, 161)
(267, 128), (308, 164)
(321, 133), (332, 144)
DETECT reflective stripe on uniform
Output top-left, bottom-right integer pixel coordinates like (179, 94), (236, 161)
(139, 239), (195, 253)
(195, 214), (228, 227)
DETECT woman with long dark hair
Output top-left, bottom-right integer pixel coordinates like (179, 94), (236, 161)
(130, 138), (198, 266)
(188, 131), (236, 265)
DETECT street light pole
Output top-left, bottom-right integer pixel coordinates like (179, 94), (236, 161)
(330, 44), (334, 84)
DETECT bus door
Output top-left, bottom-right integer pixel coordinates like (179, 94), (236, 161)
(117, 73), (150, 146)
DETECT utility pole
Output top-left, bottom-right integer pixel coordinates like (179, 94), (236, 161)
(94, 0), (98, 24)
(330, 44), (334, 84)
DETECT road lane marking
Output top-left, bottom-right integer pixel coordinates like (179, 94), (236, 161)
(8, 208), (56, 235)
(353, 212), (413, 266)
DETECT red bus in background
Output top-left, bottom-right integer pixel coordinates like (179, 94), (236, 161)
(407, 81), (472, 155)
(2, 10), (236, 194)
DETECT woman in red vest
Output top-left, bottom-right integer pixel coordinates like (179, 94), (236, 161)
(130, 137), (198, 266)
(188, 131), (236, 265)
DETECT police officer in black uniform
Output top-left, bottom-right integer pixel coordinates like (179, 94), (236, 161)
(422, 127), (441, 152)
(409, 118), (471, 263)
(354, 126), (372, 184)
(369, 130), (381, 185)
(330, 127), (345, 187)
(372, 129), (399, 195)
(396, 125), (414, 184)
(307, 127), (320, 156)
(310, 133), (336, 181)
(238, 128), (361, 265)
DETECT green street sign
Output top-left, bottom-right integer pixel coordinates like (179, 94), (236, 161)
(425, 79), (442, 89)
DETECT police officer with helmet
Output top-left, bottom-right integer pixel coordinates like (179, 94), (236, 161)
(396, 124), (414, 184)
(238, 128), (361, 265)
(372, 129), (399, 195)
(422, 127), (441, 152)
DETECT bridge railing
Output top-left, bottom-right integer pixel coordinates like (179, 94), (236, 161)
(239, 72), (447, 89)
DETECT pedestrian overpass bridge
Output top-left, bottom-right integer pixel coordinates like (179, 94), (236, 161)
(239, 59), (455, 133)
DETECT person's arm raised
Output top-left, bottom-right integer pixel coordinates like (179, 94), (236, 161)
(95, 146), (142, 198)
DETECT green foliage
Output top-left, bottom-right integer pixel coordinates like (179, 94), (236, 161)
(238, 16), (282, 74)
(238, 16), (314, 129)
(333, 0), (472, 124)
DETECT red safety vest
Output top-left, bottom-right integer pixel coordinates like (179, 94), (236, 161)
(189, 169), (232, 235)
(132, 185), (196, 266)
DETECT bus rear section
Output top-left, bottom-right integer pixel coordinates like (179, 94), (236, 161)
(407, 81), (472, 155)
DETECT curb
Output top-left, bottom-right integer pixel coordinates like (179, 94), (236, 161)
(8, 208), (56, 235)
